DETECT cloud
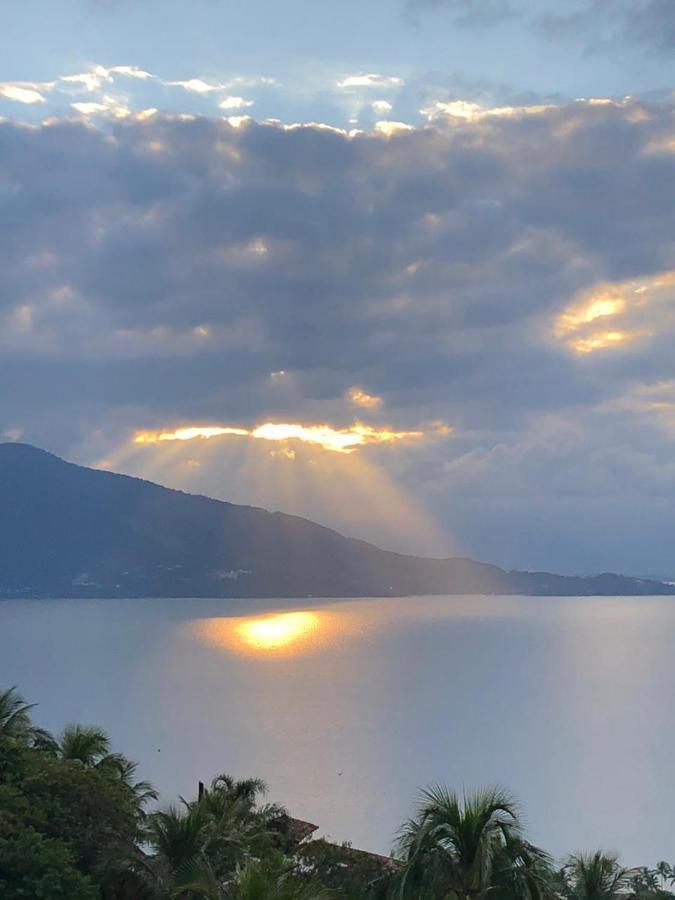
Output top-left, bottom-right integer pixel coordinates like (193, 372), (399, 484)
(373, 119), (414, 135)
(407, 0), (675, 53)
(109, 65), (153, 79)
(0, 83), (48, 104)
(554, 270), (675, 354)
(349, 387), (383, 410)
(219, 96), (254, 110)
(132, 421), (425, 453)
(337, 73), (404, 89)
(371, 100), (393, 115)
(0, 64), (274, 127)
(533, 0), (675, 52)
(421, 98), (554, 122)
(71, 98), (131, 118)
(404, 0), (517, 26)
(1, 96), (675, 569)
(59, 66), (113, 93)
(166, 78), (227, 94)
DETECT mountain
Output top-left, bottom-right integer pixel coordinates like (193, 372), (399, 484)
(0, 442), (672, 599)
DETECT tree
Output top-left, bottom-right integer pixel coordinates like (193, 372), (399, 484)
(627, 864), (675, 900)
(296, 838), (398, 898)
(170, 853), (335, 900)
(122, 775), (287, 898)
(0, 686), (46, 745)
(561, 852), (631, 900)
(394, 786), (551, 900)
(57, 724), (114, 767)
(227, 855), (335, 900)
(50, 724), (158, 816)
(0, 826), (98, 900)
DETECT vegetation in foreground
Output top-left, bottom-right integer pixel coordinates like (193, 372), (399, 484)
(1, 686), (674, 899)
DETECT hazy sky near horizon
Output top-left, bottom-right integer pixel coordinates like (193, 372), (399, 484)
(2, 0), (675, 574)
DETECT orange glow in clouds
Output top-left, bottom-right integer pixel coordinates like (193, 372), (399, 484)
(133, 421), (424, 453)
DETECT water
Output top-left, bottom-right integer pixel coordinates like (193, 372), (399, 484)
(1, 594), (674, 864)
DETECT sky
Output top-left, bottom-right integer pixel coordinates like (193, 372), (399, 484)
(2, 0), (675, 575)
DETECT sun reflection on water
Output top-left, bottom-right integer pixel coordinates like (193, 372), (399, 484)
(237, 611), (320, 651)
(192, 610), (340, 656)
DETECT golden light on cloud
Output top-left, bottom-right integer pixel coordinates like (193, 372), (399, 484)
(556, 293), (627, 338)
(569, 331), (628, 354)
(133, 426), (249, 443)
(348, 387), (383, 410)
(191, 610), (341, 657)
(133, 421), (424, 453)
(555, 270), (675, 355)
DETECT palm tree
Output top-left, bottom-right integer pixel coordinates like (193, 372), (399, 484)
(147, 804), (212, 877)
(55, 723), (158, 816)
(128, 775), (292, 899)
(0, 685), (45, 743)
(562, 851), (631, 900)
(201, 775), (272, 818)
(395, 785), (550, 900)
(171, 855), (334, 900)
(114, 756), (160, 814)
(228, 858), (334, 900)
(58, 723), (113, 766)
(194, 773), (285, 867)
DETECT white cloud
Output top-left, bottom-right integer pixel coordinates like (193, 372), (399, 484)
(226, 75), (278, 87)
(110, 65), (153, 80)
(218, 96), (254, 110)
(71, 102), (109, 115)
(0, 84), (47, 104)
(337, 73), (404, 89)
(71, 99), (131, 118)
(167, 78), (226, 94)
(371, 100), (393, 115)
(60, 74), (103, 93)
(421, 99), (554, 122)
(374, 120), (414, 136)
(223, 115), (252, 128)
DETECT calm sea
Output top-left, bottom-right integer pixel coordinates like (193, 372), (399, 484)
(1, 594), (673, 864)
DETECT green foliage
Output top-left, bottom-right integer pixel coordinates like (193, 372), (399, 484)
(127, 774), (293, 897)
(227, 854), (335, 900)
(0, 687), (36, 742)
(0, 694), (151, 898)
(0, 686), (51, 746)
(0, 826), (98, 899)
(296, 839), (396, 898)
(1, 685), (674, 900)
(629, 863), (675, 900)
(558, 851), (631, 900)
(394, 786), (552, 900)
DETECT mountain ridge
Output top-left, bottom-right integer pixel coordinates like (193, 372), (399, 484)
(1, 442), (672, 599)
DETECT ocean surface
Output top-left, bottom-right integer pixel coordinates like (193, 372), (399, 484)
(1, 594), (674, 864)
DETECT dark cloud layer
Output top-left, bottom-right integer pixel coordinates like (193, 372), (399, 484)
(2, 98), (675, 572)
(407, 0), (675, 53)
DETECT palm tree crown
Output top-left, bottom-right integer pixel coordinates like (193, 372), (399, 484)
(396, 785), (550, 900)
(563, 851), (631, 900)
(0, 685), (38, 742)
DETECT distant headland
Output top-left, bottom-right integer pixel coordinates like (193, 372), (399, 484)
(0, 442), (672, 600)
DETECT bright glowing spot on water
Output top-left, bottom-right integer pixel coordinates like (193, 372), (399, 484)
(191, 610), (341, 656)
(236, 611), (321, 651)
